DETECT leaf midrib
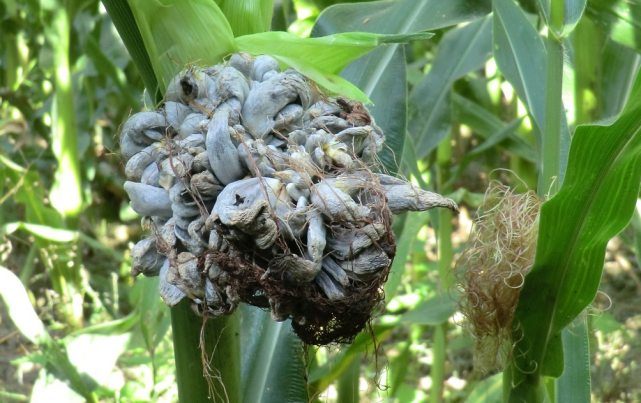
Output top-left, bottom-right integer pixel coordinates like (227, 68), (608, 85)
(535, 117), (641, 374)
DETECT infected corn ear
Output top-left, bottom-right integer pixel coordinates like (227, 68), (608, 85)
(456, 182), (542, 372)
(122, 53), (459, 345)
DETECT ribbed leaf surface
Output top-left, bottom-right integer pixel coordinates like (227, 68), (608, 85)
(510, 67), (641, 395)
(240, 306), (307, 403)
(127, 0), (236, 91)
(218, 0), (274, 36)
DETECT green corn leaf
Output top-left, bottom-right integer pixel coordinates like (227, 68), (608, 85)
(2, 221), (129, 263)
(585, 0), (641, 52)
(384, 211), (431, 302)
(68, 311), (138, 337)
(467, 373), (502, 403)
(170, 300), (242, 403)
(313, 0), (492, 172)
(555, 317), (591, 402)
(336, 352), (362, 403)
(398, 295), (458, 325)
(409, 15), (493, 159)
(4, 221), (77, 242)
(452, 94), (537, 162)
(42, 5), (83, 217)
(0, 266), (97, 403)
(308, 325), (393, 392)
(219, 0), (274, 36)
(240, 305), (307, 403)
(238, 31), (433, 76)
(388, 342), (411, 398)
(510, 63), (641, 394)
(137, 276), (170, 354)
(236, 30), (434, 103)
(31, 333), (130, 403)
(102, 0), (161, 102)
(493, 0), (571, 184)
(539, 0), (588, 37)
(601, 38), (641, 119)
(126, 0), (237, 92)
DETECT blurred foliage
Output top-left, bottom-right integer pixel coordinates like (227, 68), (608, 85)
(0, 0), (641, 402)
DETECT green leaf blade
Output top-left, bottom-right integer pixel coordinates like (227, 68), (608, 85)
(493, 0), (571, 183)
(539, 0), (588, 37)
(0, 266), (97, 402)
(512, 70), (641, 388)
(556, 318), (591, 402)
(127, 0), (237, 91)
(102, 0), (161, 101)
(219, 0), (274, 36)
(240, 305), (307, 403)
(236, 30), (432, 103)
(236, 31), (432, 76)
(409, 15), (493, 159)
(585, 0), (641, 52)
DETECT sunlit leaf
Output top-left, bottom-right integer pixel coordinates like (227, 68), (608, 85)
(236, 30), (433, 103)
(510, 63), (641, 394)
(0, 266), (96, 402)
(3, 221), (76, 242)
(127, 0), (236, 91)
(539, 0), (588, 37)
(219, 0), (274, 36)
(585, 0), (641, 52)
(409, 15), (493, 159)
(493, 0), (571, 182)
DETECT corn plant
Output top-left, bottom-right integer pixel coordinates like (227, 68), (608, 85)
(2, 0), (641, 402)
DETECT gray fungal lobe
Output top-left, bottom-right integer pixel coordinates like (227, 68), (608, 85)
(121, 53), (458, 345)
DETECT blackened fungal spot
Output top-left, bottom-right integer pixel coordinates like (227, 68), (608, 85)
(180, 77), (194, 97)
(234, 194), (244, 206)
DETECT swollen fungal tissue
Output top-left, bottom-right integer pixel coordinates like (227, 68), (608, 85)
(122, 53), (458, 344)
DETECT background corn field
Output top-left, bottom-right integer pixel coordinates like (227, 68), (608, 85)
(1, 0), (641, 402)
